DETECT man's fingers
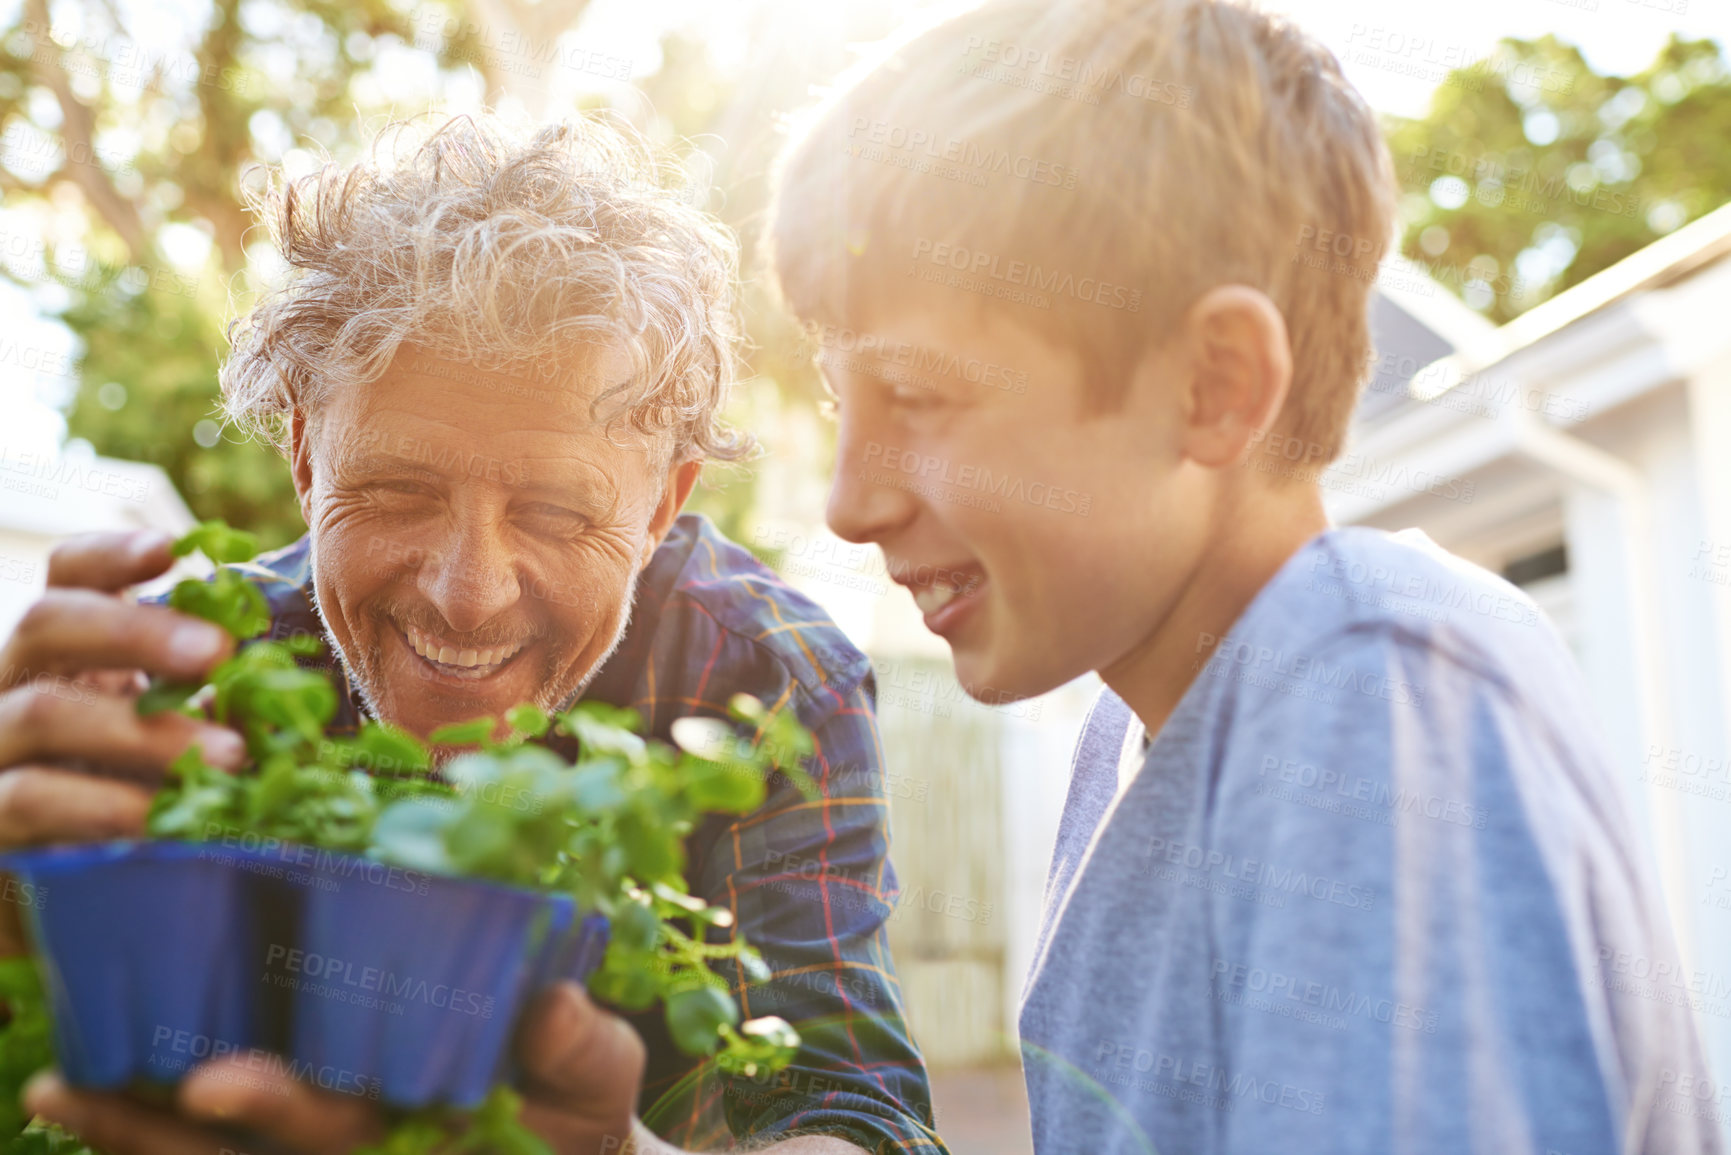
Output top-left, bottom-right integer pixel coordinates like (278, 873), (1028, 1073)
(24, 1072), (236, 1155)
(180, 1058), (384, 1154)
(4, 591), (231, 685)
(45, 531), (175, 592)
(0, 684), (246, 778)
(0, 768), (151, 848)
(518, 982), (646, 1119)
(78, 669), (150, 696)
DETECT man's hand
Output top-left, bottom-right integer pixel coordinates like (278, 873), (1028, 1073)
(23, 981), (867, 1155)
(23, 982), (646, 1154)
(0, 530), (245, 853)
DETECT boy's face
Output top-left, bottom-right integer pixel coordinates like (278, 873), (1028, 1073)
(820, 300), (1216, 704)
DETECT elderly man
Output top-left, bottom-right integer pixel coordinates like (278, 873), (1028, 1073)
(0, 115), (943, 1155)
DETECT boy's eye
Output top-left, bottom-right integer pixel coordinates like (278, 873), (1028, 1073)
(372, 479), (434, 498)
(888, 384), (943, 411)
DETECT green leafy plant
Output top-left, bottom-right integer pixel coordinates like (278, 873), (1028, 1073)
(0, 960), (93, 1155)
(5, 520), (814, 1153)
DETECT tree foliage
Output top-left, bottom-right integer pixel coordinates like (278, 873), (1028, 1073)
(19, 6), (1723, 547)
(1387, 34), (1731, 323)
(0, 0), (596, 548)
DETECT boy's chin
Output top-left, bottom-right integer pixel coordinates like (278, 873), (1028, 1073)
(951, 647), (1053, 709)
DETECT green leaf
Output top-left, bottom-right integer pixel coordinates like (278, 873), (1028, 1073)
(172, 520), (259, 565)
(558, 703), (647, 759)
(570, 762), (625, 814)
(135, 678), (198, 717)
(282, 632), (325, 658)
(428, 718), (495, 747)
(350, 722), (429, 775)
(612, 900), (662, 954)
(168, 570), (270, 640)
(369, 799), (458, 876)
(462, 1087), (552, 1155)
(447, 808), (528, 882)
(0, 958), (42, 1003)
(589, 958), (661, 1011)
(685, 761), (766, 813)
(665, 986), (737, 1056)
(620, 815), (680, 883)
(504, 703), (550, 738)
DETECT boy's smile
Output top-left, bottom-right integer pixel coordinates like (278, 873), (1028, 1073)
(890, 561), (988, 636)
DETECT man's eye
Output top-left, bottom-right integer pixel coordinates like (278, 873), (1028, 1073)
(522, 504), (589, 529)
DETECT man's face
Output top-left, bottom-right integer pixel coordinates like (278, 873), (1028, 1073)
(820, 302), (1215, 704)
(289, 345), (690, 741)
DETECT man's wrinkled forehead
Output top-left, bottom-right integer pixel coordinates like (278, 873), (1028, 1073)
(384, 341), (638, 424)
(301, 342), (679, 503)
(303, 340), (669, 458)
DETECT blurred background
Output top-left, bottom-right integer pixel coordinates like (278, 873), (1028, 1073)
(2, 0), (1731, 1149)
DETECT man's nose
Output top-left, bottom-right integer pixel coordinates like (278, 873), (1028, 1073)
(417, 523), (521, 634)
(825, 416), (918, 546)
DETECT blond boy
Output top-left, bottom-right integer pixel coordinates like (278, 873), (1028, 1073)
(769, 1), (1718, 1151)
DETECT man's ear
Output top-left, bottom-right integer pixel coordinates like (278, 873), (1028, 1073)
(1177, 286), (1294, 469)
(287, 409), (317, 526)
(640, 457), (704, 569)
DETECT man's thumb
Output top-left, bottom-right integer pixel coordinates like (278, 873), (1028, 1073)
(518, 981), (647, 1116)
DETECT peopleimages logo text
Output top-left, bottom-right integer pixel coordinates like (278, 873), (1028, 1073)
(801, 321), (1030, 394)
(862, 442), (1091, 516)
(847, 118), (1079, 189)
(264, 944), (496, 1018)
(911, 238), (1142, 312)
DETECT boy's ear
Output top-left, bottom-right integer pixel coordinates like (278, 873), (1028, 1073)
(1176, 286), (1294, 469)
(287, 408), (316, 526)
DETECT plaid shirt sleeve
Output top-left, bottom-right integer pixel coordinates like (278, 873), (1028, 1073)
(592, 519), (947, 1153)
(673, 679), (943, 1152)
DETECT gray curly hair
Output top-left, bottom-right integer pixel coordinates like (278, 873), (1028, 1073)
(222, 113), (749, 465)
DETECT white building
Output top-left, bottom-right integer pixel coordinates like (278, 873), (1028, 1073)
(1339, 202), (1731, 1133)
(0, 403), (195, 636)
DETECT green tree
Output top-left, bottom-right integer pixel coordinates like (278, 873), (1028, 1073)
(1, 0), (900, 553)
(1387, 34), (1731, 323)
(1, 0), (589, 547)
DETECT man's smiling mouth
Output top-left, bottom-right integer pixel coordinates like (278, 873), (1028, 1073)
(404, 623), (526, 681)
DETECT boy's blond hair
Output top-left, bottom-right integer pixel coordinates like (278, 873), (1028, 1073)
(769, 0), (1397, 464)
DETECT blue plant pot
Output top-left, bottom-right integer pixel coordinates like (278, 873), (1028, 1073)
(284, 853), (606, 1107)
(0, 840), (610, 1109)
(0, 841), (264, 1090)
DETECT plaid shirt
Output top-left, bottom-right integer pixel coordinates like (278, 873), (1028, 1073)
(163, 513), (946, 1153)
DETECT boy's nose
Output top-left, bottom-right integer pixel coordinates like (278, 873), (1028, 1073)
(826, 426), (919, 545)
